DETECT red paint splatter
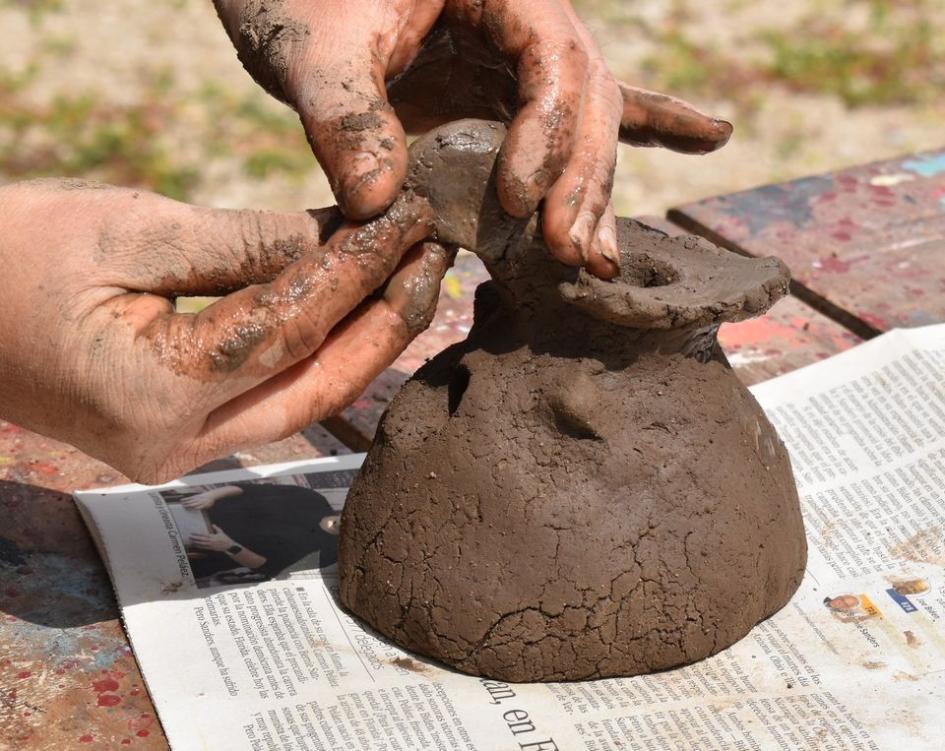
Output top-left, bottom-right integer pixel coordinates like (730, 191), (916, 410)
(830, 231), (852, 242)
(130, 687), (141, 696)
(818, 256), (852, 272)
(129, 713), (154, 736)
(16, 671), (31, 680)
(98, 694), (122, 707)
(92, 677), (119, 693)
(29, 460), (59, 476)
(860, 313), (889, 331)
(122, 740), (132, 746)
(79, 735), (94, 744)
(838, 174), (858, 191)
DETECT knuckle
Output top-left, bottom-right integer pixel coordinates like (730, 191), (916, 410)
(280, 312), (327, 362)
(233, 3), (311, 103)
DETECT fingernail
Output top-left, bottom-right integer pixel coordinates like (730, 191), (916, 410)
(598, 226), (620, 268)
(600, 243), (620, 268)
(342, 152), (381, 206)
(569, 213), (596, 263)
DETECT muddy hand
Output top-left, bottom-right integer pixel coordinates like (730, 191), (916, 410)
(0, 179), (449, 483)
(212, 0), (731, 281)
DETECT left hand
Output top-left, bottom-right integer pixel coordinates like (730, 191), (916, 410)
(189, 525), (237, 552)
(0, 179), (449, 483)
(212, 0), (732, 279)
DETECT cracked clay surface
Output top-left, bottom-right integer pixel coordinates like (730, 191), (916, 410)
(338, 120), (807, 682)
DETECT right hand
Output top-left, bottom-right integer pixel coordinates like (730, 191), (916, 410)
(212, 0), (732, 279)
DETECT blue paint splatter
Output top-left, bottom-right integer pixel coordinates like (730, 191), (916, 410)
(94, 649), (119, 669)
(901, 152), (945, 178)
(716, 175), (834, 234)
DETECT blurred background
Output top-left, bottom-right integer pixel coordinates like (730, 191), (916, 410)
(1, 0), (943, 217)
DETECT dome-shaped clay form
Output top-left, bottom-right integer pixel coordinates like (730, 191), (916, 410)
(338, 121), (807, 682)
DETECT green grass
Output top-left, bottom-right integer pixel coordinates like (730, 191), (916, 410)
(0, 84), (199, 199)
(0, 61), (313, 200)
(639, 0), (944, 109)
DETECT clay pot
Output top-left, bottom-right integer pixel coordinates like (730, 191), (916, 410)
(338, 121), (807, 682)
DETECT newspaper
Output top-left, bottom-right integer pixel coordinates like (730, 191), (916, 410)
(74, 323), (945, 751)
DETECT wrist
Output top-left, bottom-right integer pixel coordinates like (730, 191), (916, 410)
(226, 543), (243, 556)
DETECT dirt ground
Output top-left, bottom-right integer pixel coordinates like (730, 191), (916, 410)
(1, 0), (943, 218)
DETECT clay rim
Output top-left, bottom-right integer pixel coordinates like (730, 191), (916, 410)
(558, 220), (791, 330)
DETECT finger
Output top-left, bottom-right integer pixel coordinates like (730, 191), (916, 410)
(541, 66), (621, 269)
(189, 241), (453, 460)
(618, 83), (733, 154)
(295, 60), (408, 220)
(128, 193), (435, 405)
(449, 2), (586, 218)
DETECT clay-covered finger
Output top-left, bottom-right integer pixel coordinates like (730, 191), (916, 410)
(495, 37), (587, 217)
(541, 69), (621, 271)
(619, 83), (733, 154)
(190, 242), (453, 457)
(138, 193), (435, 403)
(295, 64), (409, 220)
(446, 1), (587, 218)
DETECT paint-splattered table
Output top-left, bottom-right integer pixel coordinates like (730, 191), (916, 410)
(2, 146), (944, 749)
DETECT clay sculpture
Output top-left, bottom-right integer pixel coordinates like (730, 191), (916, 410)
(337, 120), (807, 682)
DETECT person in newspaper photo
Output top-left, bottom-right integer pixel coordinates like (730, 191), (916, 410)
(166, 483), (340, 588)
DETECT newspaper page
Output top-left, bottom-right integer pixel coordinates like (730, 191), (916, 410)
(74, 323), (945, 751)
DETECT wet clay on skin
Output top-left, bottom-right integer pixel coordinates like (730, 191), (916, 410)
(338, 120), (807, 682)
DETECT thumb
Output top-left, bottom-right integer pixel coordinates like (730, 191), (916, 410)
(295, 60), (408, 221)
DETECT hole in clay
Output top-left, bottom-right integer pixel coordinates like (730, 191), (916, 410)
(550, 400), (603, 442)
(447, 365), (470, 416)
(554, 414), (602, 441)
(622, 254), (678, 288)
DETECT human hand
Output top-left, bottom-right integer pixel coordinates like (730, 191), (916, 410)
(189, 525), (238, 552)
(0, 179), (450, 483)
(212, 0), (731, 279)
(182, 495), (215, 511)
(182, 485), (244, 509)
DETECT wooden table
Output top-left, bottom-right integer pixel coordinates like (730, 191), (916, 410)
(3, 147), (944, 749)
